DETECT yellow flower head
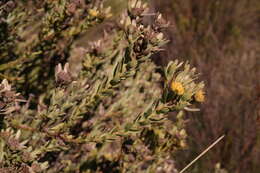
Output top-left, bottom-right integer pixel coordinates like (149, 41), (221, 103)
(170, 81), (184, 95)
(88, 9), (99, 17)
(194, 90), (205, 102)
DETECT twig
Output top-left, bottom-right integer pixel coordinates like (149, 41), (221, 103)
(179, 135), (225, 173)
(184, 107), (200, 112)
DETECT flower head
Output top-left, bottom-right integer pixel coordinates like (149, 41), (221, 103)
(0, 79), (11, 92)
(55, 63), (72, 85)
(194, 90), (205, 102)
(88, 9), (99, 17)
(170, 81), (184, 95)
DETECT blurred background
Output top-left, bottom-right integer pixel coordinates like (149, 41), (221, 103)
(106, 0), (260, 172)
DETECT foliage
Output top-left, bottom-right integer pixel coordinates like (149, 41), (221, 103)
(0, 0), (205, 172)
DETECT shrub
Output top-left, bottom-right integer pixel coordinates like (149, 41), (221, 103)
(0, 0), (204, 172)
